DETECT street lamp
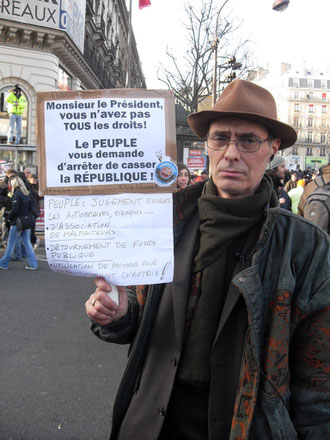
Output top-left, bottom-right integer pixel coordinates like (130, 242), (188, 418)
(272, 0), (290, 11)
(217, 57), (242, 95)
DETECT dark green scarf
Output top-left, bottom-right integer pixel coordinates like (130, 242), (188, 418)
(178, 176), (273, 385)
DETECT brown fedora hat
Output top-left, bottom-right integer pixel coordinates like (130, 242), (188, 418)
(188, 79), (297, 150)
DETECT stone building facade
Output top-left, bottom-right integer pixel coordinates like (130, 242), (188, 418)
(250, 63), (330, 171)
(0, 0), (145, 174)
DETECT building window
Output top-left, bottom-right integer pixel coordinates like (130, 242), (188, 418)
(293, 116), (299, 127)
(322, 92), (327, 101)
(308, 104), (314, 113)
(294, 103), (300, 112)
(308, 80), (313, 88)
(58, 66), (73, 91)
(321, 81), (327, 89)
(320, 133), (326, 143)
(322, 105), (327, 113)
(292, 146), (298, 155)
(321, 118), (327, 128)
(293, 78), (300, 88)
(294, 91), (299, 99)
(320, 147), (326, 156)
(307, 132), (313, 142)
(308, 117), (313, 127)
(306, 147), (313, 156)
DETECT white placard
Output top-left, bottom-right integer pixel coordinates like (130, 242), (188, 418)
(44, 193), (174, 285)
(44, 97), (166, 188)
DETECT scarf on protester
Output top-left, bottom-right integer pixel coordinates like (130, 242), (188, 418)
(177, 176), (273, 385)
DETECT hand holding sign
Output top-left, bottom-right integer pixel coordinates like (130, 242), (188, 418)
(86, 279), (127, 326)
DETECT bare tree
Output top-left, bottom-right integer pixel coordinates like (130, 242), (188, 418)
(157, 0), (255, 113)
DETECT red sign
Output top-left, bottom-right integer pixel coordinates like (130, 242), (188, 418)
(190, 149), (202, 156)
(35, 208), (45, 232)
(187, 157), (205, 169)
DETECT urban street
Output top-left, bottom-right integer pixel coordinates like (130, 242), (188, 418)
(0, 242), (128, 440)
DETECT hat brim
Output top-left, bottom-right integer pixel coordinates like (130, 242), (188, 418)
(188, 110), (297, 150)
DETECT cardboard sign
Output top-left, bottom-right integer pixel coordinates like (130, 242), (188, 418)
(37, 89), (177, 195)
(37, 89), (176, 288)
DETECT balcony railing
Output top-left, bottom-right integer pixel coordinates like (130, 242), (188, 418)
(289, 95), (330, 103)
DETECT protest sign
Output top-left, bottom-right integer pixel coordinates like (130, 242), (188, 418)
(45, 193), (174, 285)
(37, 89), (176, 289)
(37, 89), (177, 195)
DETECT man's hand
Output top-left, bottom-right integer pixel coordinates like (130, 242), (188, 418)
(85, 277), (128, 326)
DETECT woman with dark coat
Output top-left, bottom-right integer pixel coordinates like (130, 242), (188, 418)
(0, 176), (38, 270)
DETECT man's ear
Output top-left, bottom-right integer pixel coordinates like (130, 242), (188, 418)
(271, 138), (281, 156)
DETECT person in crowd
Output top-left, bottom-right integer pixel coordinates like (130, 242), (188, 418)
(303, 170), (312, 185)
(288, 179), (305, 214)
(27, 174), (41, 249)
(177, 163), (191, 190)
(266, 154), (291, 210)
(200, 169), (209, 181)
(85, 80), (329, 440)
(295, 164), (304, 179)
(283, 168), (291, 186)
(24, 169), (32, 181)
(297, 162), (330, 216)
(0, 168), (33, 258)
(189, 173), (197, 185)
(192, 170), (202, 182)
(0, 184), (11, 248)
(6, 84), (27, 145)
(284, 171), (298, 193)
(0, 175), (38, 270)
(0, 168), (19, 247)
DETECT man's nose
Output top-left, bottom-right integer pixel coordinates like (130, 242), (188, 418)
(223, 140), (241, 160)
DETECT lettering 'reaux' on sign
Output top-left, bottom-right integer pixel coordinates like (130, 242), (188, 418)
(0, 0), (86, 53)
(37, 89), (177, 196)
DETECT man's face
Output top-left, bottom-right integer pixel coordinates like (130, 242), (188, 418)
(208, 117), (280, 199)
(276, 163), (286, 179)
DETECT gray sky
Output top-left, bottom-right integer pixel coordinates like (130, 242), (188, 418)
(130, 0), (330, 88)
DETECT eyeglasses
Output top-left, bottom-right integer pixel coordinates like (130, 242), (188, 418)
(206, 135), (270, 153)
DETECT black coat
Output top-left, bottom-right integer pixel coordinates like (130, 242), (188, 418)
(8, 189), (34, 226)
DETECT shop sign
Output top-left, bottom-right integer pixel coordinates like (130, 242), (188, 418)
(305, 156), (328, 170)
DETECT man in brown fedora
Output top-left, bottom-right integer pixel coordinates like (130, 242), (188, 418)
(86, 80), (329, 439)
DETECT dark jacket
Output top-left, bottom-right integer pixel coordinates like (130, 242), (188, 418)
(91, 180), (330, 440)
(8, 189), (34, 226)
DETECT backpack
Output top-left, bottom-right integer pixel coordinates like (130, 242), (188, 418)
(303, 175), (330, 234)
